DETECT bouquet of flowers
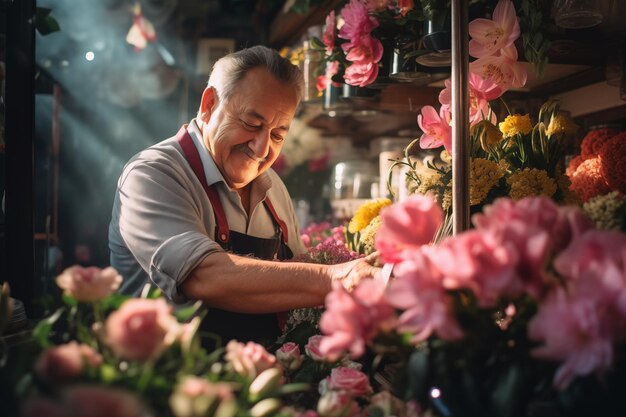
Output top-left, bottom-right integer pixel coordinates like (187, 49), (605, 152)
(566, 127), (626, 231)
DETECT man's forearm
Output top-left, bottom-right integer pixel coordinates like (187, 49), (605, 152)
(180, 252), (333, 313)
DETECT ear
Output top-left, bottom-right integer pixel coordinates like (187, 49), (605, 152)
(198, 87), (217, 123)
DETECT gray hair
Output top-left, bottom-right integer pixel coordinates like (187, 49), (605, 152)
(208, 45), (304, 104)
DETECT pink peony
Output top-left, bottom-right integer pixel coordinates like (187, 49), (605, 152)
(417, 105), (453, 153)
(34, 341), (102, 383)
(322, 11), (336, 55)
(319, 280), (395, 361)
(275, 342), (304, 371)
(305, 335), (326, 361)
(468, 0), (520, 59)
(326, 367), (373, 397)
(386, 250), (463, 343)
(105, 298), (180, 361)
(225, 340), (279, 379)
(375, 195), (443, 264)
(343, 60), (379, 87)
(55, 265), (122, 302)
(338, 0), (379, 51)
(428, 230), (520, 307)
(554, 230), (626, 281)
(528, 288), (614, 389)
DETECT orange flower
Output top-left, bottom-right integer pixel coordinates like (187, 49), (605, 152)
(568, 156), (611, 202)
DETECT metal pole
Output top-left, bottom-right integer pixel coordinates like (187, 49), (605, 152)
(451, 0), (470, 234)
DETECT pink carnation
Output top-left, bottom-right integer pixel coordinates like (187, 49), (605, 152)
(386, 250), (463, 343)
(55, 265), (122, 302)
(375, 195), (443, 264)
(105, 298), (180, 361)
(319, 280), (395, 361)
(428, 230), (520, 307)
(528, 288), (614, 389)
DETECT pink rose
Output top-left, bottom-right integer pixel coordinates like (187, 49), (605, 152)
(305, 335), (326, 362)
(105, 298), (180, 361)
(170, 376), (234, 417)
(225, 340), (279, 379)
(61, 385), (147, 417)
(375, 195), (444, 264)
(317, 390), (361, 417)
(34, 341), (102, 383)
(326, 367), (373, 397)
(275, 342), (303, 371)
(56, 265), (122, 302)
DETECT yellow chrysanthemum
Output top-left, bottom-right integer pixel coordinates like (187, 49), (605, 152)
(289, 47), (304, 66)
(469, 158), (505, 205)
(416, 171), (444, 195)
(441, 188), (452, 211)
(499, 114), (533, 138)
(359, 215), (383, 255)
(546, 113), (579, 137)
(278, 47), (289, 58)
(506, 168), (557, 200)
(583, 191), (626, 231)
(348, 198), (392, 234)
(472, 120), (504, 151)
(556, 174), (579, 205)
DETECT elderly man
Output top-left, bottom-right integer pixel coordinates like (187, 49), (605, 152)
(109, 45), (380, 346)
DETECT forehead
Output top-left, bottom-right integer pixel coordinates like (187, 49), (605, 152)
(228, 68), (299, 125)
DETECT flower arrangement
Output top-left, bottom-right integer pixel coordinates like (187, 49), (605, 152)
(311, 0), (549, 90)
(401, 99), (579, 218)
(315, 194), (626, 417)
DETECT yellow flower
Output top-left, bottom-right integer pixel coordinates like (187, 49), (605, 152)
(441, 188), (452, 211)
(416, 171), (444, 195)
(289, 47), (304, 66)
(348, 198), (392, 234)
(359, 215), (383, 255)
(278, 47), (289, 58)
(506, 168), (557, 200)
(469, 158), (505, 205)
(546, 113), (579, 137)
(472, 120), (503, 151)
(499, 114), (533, 138)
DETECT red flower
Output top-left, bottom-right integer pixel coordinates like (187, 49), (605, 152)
(580, 127), (618, 160)
(599, 131), (626, 194)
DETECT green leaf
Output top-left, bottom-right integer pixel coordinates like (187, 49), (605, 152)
(32, 307), (64, 348)
(310, 37), (326, 50)
(62, 294), (77, 307)
(35, 7), (60, 35)
(274, 382), (310, 396)
(175, 301), (203, 322)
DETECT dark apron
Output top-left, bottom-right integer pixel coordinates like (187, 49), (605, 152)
(177, 126), (293, 347)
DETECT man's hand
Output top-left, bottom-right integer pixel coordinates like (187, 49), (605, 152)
(328, 252), (381, 291)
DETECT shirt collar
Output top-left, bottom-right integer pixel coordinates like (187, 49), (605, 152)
(187, 119), (273, 195)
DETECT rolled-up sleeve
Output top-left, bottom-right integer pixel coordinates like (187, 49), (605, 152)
(116, 154), (222, 301)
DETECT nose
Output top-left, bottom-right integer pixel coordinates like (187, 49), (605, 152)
(248, 128), (271, 160)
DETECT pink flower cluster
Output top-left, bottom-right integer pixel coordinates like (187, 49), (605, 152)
(56, 265), (122, 302)
(225, 340), (280, 379)
(417, 0), (527, 154)
(299, 223), (358, 265)
(318, 192), (626, 389)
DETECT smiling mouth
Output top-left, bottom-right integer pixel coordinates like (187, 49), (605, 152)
(235, 144), (266, 163)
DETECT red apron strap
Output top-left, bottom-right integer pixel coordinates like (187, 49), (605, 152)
(176, 126), (230, 244)
(263, 198), (288, 244)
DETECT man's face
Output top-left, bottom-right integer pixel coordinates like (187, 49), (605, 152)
(200, 67), (299, 190)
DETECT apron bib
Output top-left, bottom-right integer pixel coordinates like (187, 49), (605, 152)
(177, 126), (293, 347)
